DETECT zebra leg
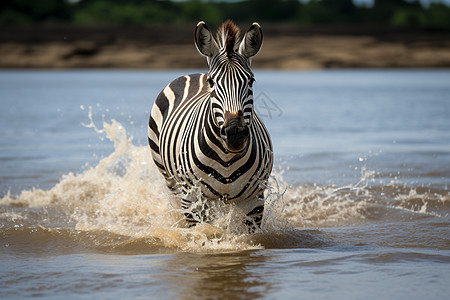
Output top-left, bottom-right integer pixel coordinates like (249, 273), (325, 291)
(245, 196), (265, 233)
(181, 198), (198, 227)
(181, 198), (209, 227)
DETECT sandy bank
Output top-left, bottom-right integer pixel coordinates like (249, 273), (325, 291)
(1, 25), (449, 69)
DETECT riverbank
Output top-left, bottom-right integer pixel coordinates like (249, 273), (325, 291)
(1, 25), (450, 69)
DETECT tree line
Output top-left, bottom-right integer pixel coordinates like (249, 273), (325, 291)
(1, 0), (450, 29)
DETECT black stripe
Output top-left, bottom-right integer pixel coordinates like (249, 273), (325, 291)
(154, 91), (169, 121)
(148, 117), (159, 139)
(148, 137), (159, 154)
(152, 159), (165, 171)
(247, 205), (264, 217)
(168, 76), (187, 112)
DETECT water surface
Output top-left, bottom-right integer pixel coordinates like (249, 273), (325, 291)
(1, 70), (449, 299)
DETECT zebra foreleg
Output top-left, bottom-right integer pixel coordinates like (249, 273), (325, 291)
(245, 204), (265, 233)
(181, 198), (209, 227)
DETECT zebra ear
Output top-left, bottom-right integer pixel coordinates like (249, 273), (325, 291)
(194, 21), (219, 59)
(239, 22), (263, 59)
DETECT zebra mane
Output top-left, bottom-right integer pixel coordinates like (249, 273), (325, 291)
(217, 20), (241, 57)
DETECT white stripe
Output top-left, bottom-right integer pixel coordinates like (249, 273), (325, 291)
(182, 75), (191, 102)
(163, 85), (175, 117)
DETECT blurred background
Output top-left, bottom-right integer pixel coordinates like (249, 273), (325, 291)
(1, 0), (450, 69)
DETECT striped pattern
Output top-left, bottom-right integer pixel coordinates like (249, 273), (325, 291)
(148, 21), (273, 230)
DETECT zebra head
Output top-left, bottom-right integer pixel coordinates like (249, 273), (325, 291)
(194, 20), (263, 152)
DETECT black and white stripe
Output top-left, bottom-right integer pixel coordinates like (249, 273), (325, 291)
(148, 21), (273, 230)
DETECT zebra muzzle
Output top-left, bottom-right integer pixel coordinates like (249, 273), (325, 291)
(221, 123), (249, 152)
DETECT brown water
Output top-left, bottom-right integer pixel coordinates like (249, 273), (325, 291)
(1, 70), (449, 299)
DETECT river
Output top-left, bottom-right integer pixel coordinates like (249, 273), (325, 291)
(1, 70), (449, 299)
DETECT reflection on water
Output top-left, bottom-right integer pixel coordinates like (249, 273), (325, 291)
(159, 252), (271, 299)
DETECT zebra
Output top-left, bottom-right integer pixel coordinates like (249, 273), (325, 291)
(148, 20), (273, 231)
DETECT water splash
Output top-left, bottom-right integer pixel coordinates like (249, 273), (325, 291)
(1, 110), (448, 253)
(1, 112), (286, 252)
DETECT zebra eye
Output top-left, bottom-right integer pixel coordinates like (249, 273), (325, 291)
(207, 78), (214, 88)
(249, 78), (255, 87)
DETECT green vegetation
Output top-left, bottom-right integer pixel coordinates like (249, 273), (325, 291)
(1, 0), (450, 29)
